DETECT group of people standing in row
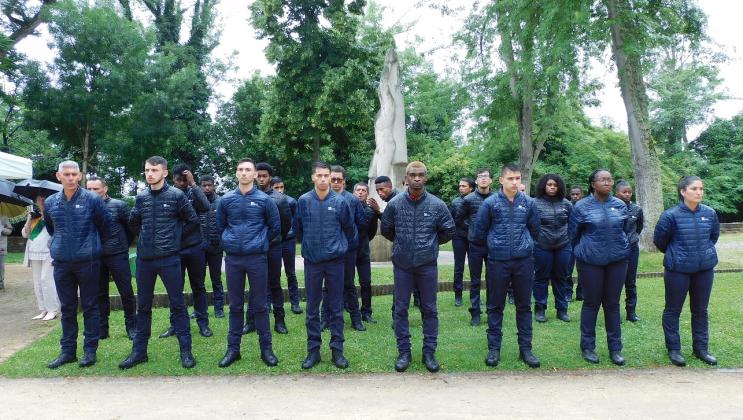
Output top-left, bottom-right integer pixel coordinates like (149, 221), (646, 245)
(33, 156), (720, 372)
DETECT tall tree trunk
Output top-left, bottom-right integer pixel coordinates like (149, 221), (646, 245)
(497, 7), (538, 195)
(82, 121), (91, 176)
(606, 0), (664, 251)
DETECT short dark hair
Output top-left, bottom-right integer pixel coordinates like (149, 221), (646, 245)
(256, 162), (274, 176)
(570, 185), (584, 193)
(587, 169), (610, 194)
(535, 173), (566, 199)
(500, 163), (520, 176)
(86, 175), (107, 186)
(460, 177), (475, 190)
(476, 167), (491, 178)
(374, 175), (391, 184)
(146, 156), (167, 169)
(200, 175), (215, 184)
(354, 182), (369, 191)
(330, 165), (347, 180)
(677, 175), (702, 201)
(312, 161), (330, 174)
(237, 158), (256, 170)
(271, 176), (283, 186)
(172, 163), (191, 178)
(615, 180), (631, 191)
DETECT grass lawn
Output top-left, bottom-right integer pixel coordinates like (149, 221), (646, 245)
(1, 272), (741, 377)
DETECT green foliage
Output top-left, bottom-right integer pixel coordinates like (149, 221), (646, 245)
(21, 0), (152, 174)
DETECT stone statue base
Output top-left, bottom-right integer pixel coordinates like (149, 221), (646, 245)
(370, 233), (392, 262)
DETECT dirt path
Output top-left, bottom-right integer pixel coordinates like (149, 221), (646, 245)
(0, 369), (741, 419)
(0, 264), (56, 363)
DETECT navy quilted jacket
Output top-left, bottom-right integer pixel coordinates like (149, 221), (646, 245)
(295, 189), (353, 263)
(449, 195), (468, 239)
(381, 190), (455, 270)
(44, 187), (111, 263)
(473, 190), (539, 261)
(340, 189), (369, 251)
(264, 188), (292, 247)
(534, 197), (572, 250)
(624, 201), (644, 245)
(569, 194), (630, 266)
(102, 197), (132, 256)
(217, 186), (280, 256)
(653, 203), (719, 273)
(129, 183), (199, 260)
(199, 193), (222, 254)
(180, 185), (210, 249)
(459, 189), (493, 244)
(284, 194), (297, 240)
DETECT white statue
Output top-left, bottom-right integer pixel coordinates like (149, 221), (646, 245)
(368, 47), (408, 195)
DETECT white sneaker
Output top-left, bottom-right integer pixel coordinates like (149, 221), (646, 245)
(32, 311), (47, 320)
(42, 311), (57, 321)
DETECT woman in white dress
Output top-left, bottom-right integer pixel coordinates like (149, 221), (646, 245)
(22, 196), (60, 321)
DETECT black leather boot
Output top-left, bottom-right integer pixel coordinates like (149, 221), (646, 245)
(668, 350), (686, 367)
(626, 306), (640, 322)
(395, 352), (411, 372)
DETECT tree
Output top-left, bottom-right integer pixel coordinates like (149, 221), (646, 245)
(599, 0), (707, 249)
(0, 0), (57, 56)
(250, 0), (380, 173)
(649, 46), (726, 155)
(458, 0), (595, 193)
(22, 0), (152, 175)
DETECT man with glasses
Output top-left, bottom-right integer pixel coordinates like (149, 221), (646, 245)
(457, 168), (494, 326)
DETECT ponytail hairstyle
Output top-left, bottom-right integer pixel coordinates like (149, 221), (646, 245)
(587, 169), (609, 195)
(677, 175), (702, 201)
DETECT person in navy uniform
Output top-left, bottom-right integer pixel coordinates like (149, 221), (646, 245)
(569, 169), (631, 366)
(199, 175), (225, 318)
(320, 165), (369, 332)
(85, 176), (137, 340)
(217, 158), (280, 368)
(457, 168), (494, 326)
(654, 175), (720, 367)
(449, 177), (475, 307)
(158, 163), (213, 339)
(567, 185), (585, 301)
(474, 163), (541, 368)
(295, 161), (354, 369)
(119, 156), (199, 370)
(44, 160), (111, 369)
(615, 180), (644, 322)
(241, 162), (292, 335)
(271, 176), (302, 314)
(381, 161), (455, 373)
(532, 174), (573, 323)
(352, 182), (378, 323)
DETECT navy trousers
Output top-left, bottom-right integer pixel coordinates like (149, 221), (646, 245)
(179, 244), (209, 327)
(533, 245), (571, 311)
(246, 243), (284, 324)
(452, 236), (468, 294)
(393, 262), (438, 355)
(356, 242), (373, 316)
(98, 253), (136, 336)
(322, 250), (362, 324)
(133, 255), (191, 354)
(662, 269), (714, 352)
(205, 251), (224, 312)
(305, 257), (345, 353)
(225, 254), (272, 352)
(578, 259), (627, 351)
(53, 260), (101, 355)
(485, 257), (534, 351)
(467, 242), (488, 316)
(624, 243), (640, 308)
(282, 239), (300, 305)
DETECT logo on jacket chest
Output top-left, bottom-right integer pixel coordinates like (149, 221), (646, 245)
(327, 206), (335, 211)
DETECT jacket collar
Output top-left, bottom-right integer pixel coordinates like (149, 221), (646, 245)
(148, 182), (169, 195)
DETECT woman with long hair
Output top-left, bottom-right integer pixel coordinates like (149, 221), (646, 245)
(654, 176), (719, 367)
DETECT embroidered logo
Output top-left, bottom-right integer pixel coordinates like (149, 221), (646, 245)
(250, 201), (257, 206)
(424, 212), (430, 217)
(701, 217), (708, 221)
(75, 204), (82, 209)
(328, 206), (335, 211)
(163, 204), (169, 208)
